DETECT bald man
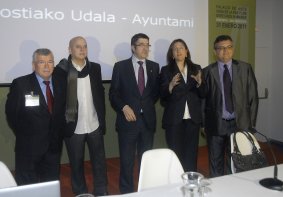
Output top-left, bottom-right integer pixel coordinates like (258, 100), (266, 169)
(54, 36), (108, 196)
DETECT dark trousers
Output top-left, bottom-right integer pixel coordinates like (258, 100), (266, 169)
(118, 116), (154, 194)
(15, 149), (61, 185)
(207, 119), (236, 177)
(65, 129), (108, 195)
(165, 119), (200, 172)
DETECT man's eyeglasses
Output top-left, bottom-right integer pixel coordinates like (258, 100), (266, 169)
(135, 43), (151, 48)
(37, 61), (54, 66)
(215, 45), (233, 51)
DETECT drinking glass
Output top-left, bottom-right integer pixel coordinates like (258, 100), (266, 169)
(181, 172), (204, 197)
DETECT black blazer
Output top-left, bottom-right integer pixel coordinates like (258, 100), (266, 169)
(5, 72), (66, 156)
(160, 63), (205, 128)
(203, 59), (258, 135)
(109, 58), (160, 132)
(54, 58), (106, 136)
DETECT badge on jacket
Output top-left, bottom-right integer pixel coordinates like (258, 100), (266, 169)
(25, 91), (39, 106)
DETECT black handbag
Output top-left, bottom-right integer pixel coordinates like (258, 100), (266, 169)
(231, 131), (268, 173)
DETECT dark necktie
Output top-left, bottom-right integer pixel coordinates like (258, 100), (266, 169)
(223, 64), (234, 113)
(43, 81), (53, 114)
(137, 61), (145, 95)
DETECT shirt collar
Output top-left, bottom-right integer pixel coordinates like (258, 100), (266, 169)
(132, 55), (145, 64)
(35, 73), (52, 84)
(72, 59), (86, 71)
(218, 60), (232, 69)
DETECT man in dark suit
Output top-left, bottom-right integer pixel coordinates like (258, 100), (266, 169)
(54, 36), (108, 196)
(203, 35), (258, 177)
(5, 48), (65, 185)
(109, 33), (160, 193)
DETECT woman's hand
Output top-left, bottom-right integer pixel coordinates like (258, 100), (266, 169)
(169, 73), (181, 93)
(191, 70), (202, 87)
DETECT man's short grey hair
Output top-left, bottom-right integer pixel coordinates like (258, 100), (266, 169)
(32, 48), (53, 62)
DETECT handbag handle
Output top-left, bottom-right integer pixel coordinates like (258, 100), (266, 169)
(233, 131), (259, 154)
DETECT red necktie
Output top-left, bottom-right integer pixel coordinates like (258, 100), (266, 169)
(223, 64), (234, 113)
(43, 81), (53, 114)
(137, 61), (145, 95)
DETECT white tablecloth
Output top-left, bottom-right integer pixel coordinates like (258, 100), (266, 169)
(104, 164), (283, 197)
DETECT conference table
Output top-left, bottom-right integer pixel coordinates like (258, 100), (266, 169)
(104, 164), (283, 197)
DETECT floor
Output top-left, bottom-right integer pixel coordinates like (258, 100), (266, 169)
(60, 144), (283, 197)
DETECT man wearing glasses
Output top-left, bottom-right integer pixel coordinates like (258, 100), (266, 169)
(203, 35), (258, 177)
(6, 48), (65, 185)
(109, 33), (159, 193)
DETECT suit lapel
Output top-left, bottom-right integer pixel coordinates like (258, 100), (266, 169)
(126, 59), (140, 96)
(143, 60), (158, 96)
(211, 63), (221, 89)
(232, 60), (240, 97)
(52, 73), (61, 114)
(88, 63), (98, 93)
(169, 63), (185, 84)
(144, 60), (152, 93)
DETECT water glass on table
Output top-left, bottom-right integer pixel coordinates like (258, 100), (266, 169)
(181, 171), (211, 197)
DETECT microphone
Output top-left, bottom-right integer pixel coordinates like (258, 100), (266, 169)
(251, 128), (283, 191)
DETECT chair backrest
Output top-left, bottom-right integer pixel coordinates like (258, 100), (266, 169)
(137, 148), (184, 192)
(0, 161), (17, 188)
(230, 131), (261, 173)
(0, 180), (60, 197)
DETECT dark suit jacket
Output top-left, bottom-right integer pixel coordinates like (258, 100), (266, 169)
(54, 58), (106, 136)
(5, 72), (66, 156)
(109, 58), (159, 132)
(203, 59), (258, 135)
(160, 63), (206, 128)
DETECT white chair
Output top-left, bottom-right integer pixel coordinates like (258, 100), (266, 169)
(137, 148), (184, 192)
(230, 131), (262, 173)
(0, 161), (17, 188)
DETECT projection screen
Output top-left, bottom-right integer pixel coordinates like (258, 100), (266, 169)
(0, 0), (208, 83)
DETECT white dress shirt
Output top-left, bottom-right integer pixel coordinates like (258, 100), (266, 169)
(181, 65), (191, 119)
(72, 60), (99, 134)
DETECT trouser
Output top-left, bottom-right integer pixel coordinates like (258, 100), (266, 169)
(165, 119), (200, 172)
(15, 149), (61, 185)
(118, 116), (154, 194)
(65, 128), (108, 195)
(207, 119), (236, 177)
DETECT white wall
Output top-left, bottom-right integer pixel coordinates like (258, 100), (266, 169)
(255, 0), (283, 142)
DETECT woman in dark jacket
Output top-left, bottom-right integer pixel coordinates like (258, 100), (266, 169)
(160, 39), (206, 171)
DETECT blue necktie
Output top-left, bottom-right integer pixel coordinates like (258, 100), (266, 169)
(223, 64), (234, 113)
